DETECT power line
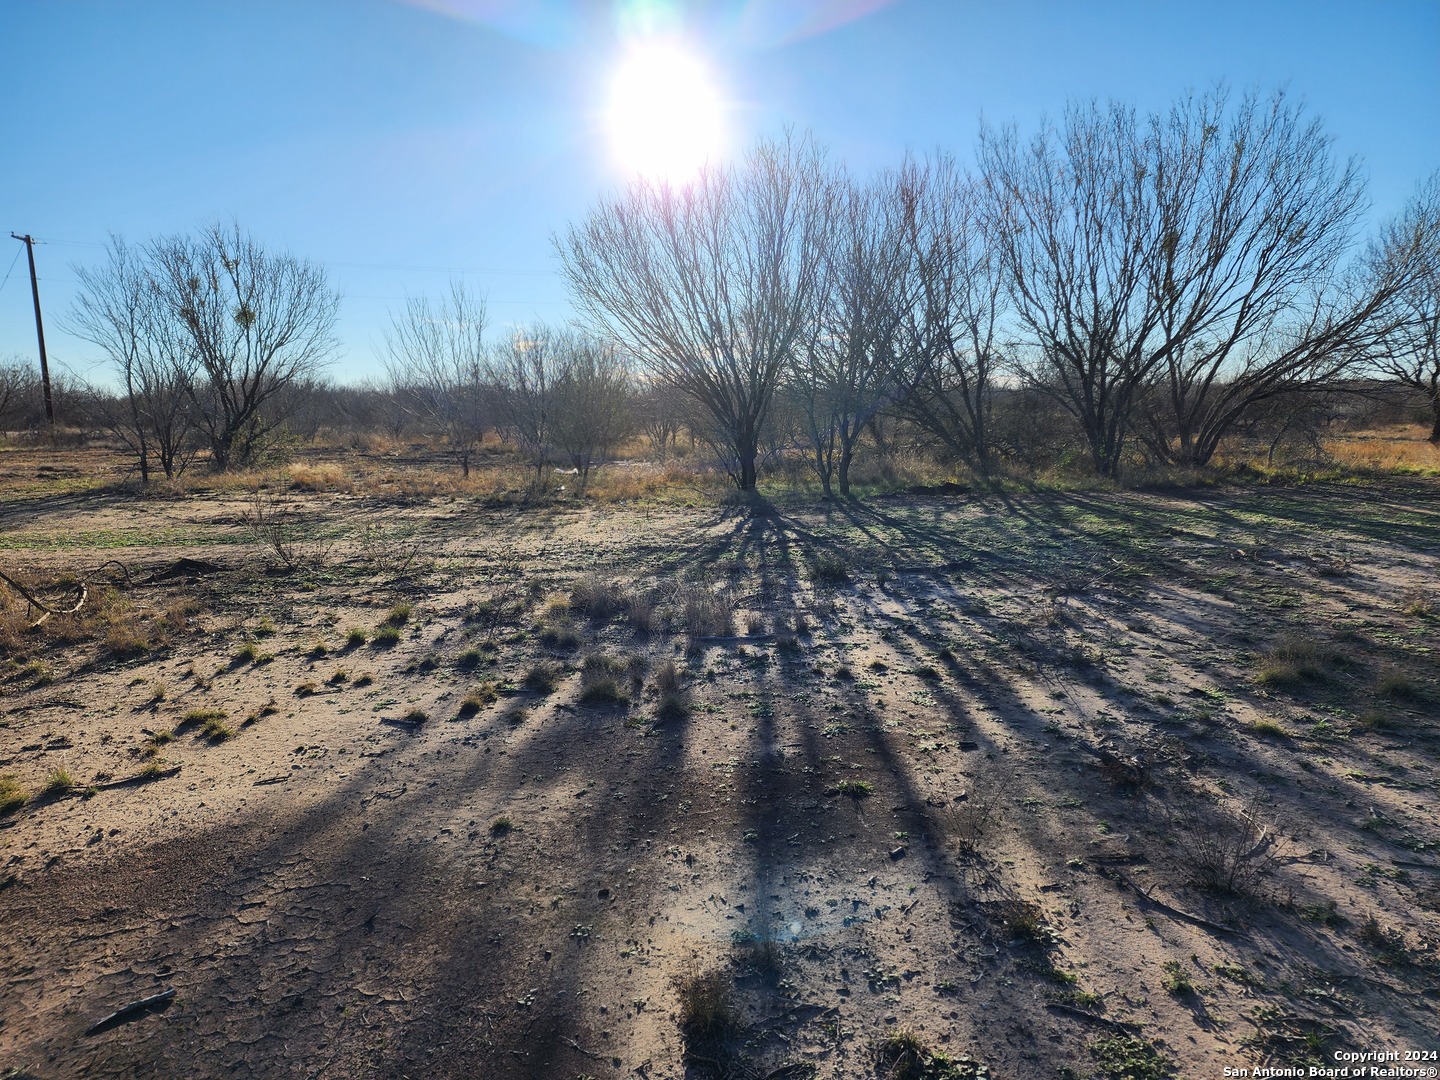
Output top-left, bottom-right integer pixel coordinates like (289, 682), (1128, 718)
(0, 247), (22, 293)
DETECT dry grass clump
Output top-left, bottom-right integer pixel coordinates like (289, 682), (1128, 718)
(578, 651), (639, 705)
(1375, 664), (1421, 700)
(680, 583), (735, 649)
(569, 574), (626, 621)
(673, 967), (739, 1060)
(652, 659), (690, 723)
(874, 1028), (987, 1079)
(285, 462), (353, 493)
(0, 774), (28, 815)
(1254, 633), (1349, 687)
(523, 661), (562, 694)
(536, 600), (581, 649)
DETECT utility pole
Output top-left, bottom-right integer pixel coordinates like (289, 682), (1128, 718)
(10, 233), (55, 428)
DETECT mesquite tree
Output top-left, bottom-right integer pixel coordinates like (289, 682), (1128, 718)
(557, 133), (832, 490)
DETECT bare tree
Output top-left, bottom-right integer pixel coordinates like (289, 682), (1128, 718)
(980, 99), (1162, 477)
(788, 167), (911, 497)
(150, 222), (339, 471)
(895, 153), (1007, 474)
(67, 236), (200, 480)
(557, 133), (833, 490)
(383, 281), (489, 475)
(549, 334), (637, 491)
(490, 323), (562, 480)
(980, 88), (1398, 475)
(0, 357), (42, 432)
(1132, 91), (1416, 467)
(1370, 172), (1440, 442)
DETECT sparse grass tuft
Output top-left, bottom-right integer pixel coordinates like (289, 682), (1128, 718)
(1255, 633), (1348, 687)
(1250, 719), (1289, 739)
(808, 551), (850, 585)
(570, 574), (626, 621)
(43, 765), (75, 796)
(402, 708), (427, 724)
(1161, 959), (1196, 997)
(344, 627), (368, 648)
(680, 583), (735, 646)
(0, 774), (28, 815)
(1089, 1035), (1174, 1080)
(874, 1027), (987, 1079)
(490, 816), (514, 836)
(458, 684), (498, 718)
(372, 624), (401, 648)
(1376, 665), (1419, 700)
(578, 652), (634, 705)
(673, 967), (738, 1058)
(353, 671), (375, 687)
(524, 661), (562, 694)
(829, 778), (874, 799)
(384, 602), (412, 627)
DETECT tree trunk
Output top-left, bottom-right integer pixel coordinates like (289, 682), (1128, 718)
(1429, 396), (1440, 444)
(837, 443), (854, 497)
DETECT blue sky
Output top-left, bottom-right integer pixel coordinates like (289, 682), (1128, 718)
(2, 0), (1437, 387)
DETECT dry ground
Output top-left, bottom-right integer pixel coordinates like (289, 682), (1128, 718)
(1, 446), (1438, 1079)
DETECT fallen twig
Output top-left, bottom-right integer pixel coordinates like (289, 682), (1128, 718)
(1103, 868), (1244, 937)
(84, 987), (176, 1036)
(1045, 1001), (1138, 1031)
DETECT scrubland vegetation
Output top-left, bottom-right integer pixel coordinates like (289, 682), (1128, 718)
(0, 87), (1437, 1079)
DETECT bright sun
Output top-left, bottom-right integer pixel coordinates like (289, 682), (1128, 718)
(605, 42), (724, 180)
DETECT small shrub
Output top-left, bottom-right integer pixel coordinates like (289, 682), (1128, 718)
(328, 668), (348, 684)
(490, 816), (514, 836)
(455, 647), (483, 671)
(1169, 797), (1279, 896)
(353, 672), (375, 687)
(0, 774), (28, 815)
(402, 708), (427, 724)
(295, 682), (319, 697)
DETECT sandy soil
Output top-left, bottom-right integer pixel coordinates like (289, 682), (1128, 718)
(1, 451), (1437, 1079)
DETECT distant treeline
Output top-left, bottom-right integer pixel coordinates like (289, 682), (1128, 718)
(16, 88), (1440, 489)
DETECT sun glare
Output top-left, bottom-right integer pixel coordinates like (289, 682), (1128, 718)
(605, 42), (725, 180)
